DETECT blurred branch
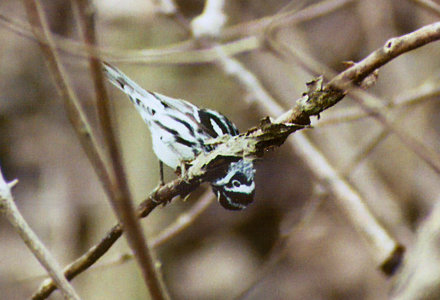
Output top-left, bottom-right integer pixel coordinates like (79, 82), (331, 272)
(223, 0), (356, 39)
(111, 37), (259, 64)
(0, 12), (257, 64)
(340, 129), (390, 175)
(150, 191), (214, 247)
(409, 0), (440, 17)
(73, 1), (169, 299)
(0, 0), (354, 65)
(275, 21), (440, 124)
(349, 88), (440, 175)
(293, 132), (404, 273)
(22, 191), (213, 283)
(318, 77), (440, 126)
(269, 21), (440, 175)
(0, 168), (80, 300)
(391, 200), (440, 300)
(83, 191), (214, 271)
(235, 187), (325, 300)
(21, 0), (113, 201)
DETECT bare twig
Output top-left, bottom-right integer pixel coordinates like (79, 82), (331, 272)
(151, 190), (214, 247)
(316, 76), (440, 126)
(0, 12), (258, 64)
(73, 1), (169, 299)
(0, 0), (355, 65)
(0, 168), (80, 300)
(341, 129), (390, 175)
(21, 0), (112, 202)
(390, 200), (440, 300)
(223, 0), (356, 40)
(349, 88), (440, 174)
(409, 0), (440, 17)
(235, 188), (325, 300)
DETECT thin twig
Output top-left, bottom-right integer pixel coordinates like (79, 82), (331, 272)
(21, 0), (113, 202)
(151, 190), (214, 247)
(350, 88), (440, 174)
(390, 200), (440, 300)
(409, 0), (440, 17)
(0, 0), (355, 65)
(73, 1), (169, 299)
(234, 188), (325, 300)
(0, 12), (258, 64)
(0, 168), (80, 300)
(315, 77), (440, 126)
(222, 0), (356, 40)
(341, 129), (390, 175)
(268, 21), (440, 124)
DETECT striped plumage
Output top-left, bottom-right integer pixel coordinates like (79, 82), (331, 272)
(103, 63), (255, 210)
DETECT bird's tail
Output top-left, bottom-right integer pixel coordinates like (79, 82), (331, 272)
(102, 62), (148, 97)
(103, 62), (174, 116)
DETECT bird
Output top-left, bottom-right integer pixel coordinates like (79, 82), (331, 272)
(103, 63), (255, 210)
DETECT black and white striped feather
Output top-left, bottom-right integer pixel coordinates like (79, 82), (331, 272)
(103, 63), (255, 210)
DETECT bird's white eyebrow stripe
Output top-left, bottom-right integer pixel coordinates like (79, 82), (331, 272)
(210, 119), (223, 137)
(223, 181), (255, 193)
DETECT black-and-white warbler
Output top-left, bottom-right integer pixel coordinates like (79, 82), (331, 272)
(103, 63), (255, 210)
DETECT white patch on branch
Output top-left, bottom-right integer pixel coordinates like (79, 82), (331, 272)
(155, 0), (177, 15)
(191, 0), (227, 38)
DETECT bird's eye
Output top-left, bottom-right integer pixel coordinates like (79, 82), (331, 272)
(232, 179), (241, 188)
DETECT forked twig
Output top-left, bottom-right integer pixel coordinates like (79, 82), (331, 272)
(0, 168), (80, 300)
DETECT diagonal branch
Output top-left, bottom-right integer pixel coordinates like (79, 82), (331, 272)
(0, 168), (80, 300)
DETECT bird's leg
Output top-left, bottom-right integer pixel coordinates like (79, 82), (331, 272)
(159, 161), (165, 186)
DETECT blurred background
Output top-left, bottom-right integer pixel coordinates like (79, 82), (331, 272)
(1, 0), (440, 299)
